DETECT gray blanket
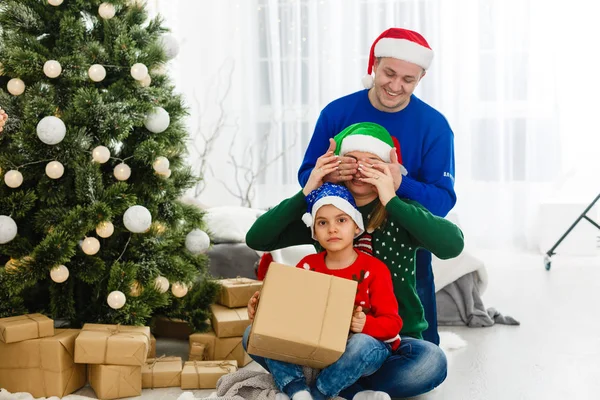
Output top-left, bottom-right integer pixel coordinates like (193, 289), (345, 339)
(197, 367), (345, 400)
(436, 271), (520, 327)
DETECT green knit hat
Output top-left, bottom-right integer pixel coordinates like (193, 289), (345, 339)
(333, 122), (395, 162)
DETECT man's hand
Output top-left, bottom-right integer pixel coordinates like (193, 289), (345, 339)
(247, 290), (260, 321)
(350, 305), (366, 333)
(387, 148), (403, 191)
(302, 143), (341, 196)
(0, 108), (7, 132)
(321, 139), (358, 184)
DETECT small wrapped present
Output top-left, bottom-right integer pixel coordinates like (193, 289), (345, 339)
(0, 313), (54, 343)
(217, 277), (263, 308)
(0, 329), (86, 398)
(74, 323), (150, 366)
(189, 329), (252, 367)
(142, 356), (182, 389)
(210, 304), (250, 338)
(88, 364), (141, 400)
(180, 360), (237, 389)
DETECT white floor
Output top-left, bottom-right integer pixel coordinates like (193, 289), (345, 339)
(4, 250), (600, 400)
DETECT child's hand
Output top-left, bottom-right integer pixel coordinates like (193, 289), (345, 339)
(302, 140), (341, 196)
(350, 305), (366, 333)
(0, 108), (7, 132)
(247, 290), (260, 320)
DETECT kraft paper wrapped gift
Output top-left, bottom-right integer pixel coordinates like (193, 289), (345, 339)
(247, 263), (357, 369)
(142, 356), (182, 388)
(210, 304), (250, 338)
(189, 329), (252, 367)
(88, 364), (141, 400)
(74, 323), (150, 366)
(217, 277), (263, 308)
(0, 313), (54, 343)
(181, 360), (238, 389)
(0, 329), (86, 398)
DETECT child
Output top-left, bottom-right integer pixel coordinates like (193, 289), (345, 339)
(247, 182), (401, 400)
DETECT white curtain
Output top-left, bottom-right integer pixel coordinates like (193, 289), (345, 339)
(152, 0), (600, 250)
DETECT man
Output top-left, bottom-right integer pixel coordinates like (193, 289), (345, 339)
(298, 28), (456, 345)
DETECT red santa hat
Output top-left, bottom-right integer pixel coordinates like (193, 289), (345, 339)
(362, 28), (434, 89)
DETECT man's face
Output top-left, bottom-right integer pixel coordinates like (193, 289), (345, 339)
(370, 57), (424, 112)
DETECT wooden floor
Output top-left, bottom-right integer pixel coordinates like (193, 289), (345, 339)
(21, 250), (600, 400)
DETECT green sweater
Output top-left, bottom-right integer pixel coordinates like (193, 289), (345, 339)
(245, 191), (465, 339)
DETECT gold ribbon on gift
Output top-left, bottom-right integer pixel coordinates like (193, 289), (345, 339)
(26, 314), (41, 337)
(228, 276), (252, 286)
(88, 324), (149, 364)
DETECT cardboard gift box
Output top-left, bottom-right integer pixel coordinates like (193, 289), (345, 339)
(148, 333), (156, 358)
(88, 364), (141, 400)
(74, 323), (150, 366)
(0, 329), (86, 398)
(142, 356), (182, 389)
(180, 360), (237, 389)
(189, 329), (252, 367)
(152, 316), (193, 339)
(217, 277), (263, 308)
(0, 313), (54, 343)
(247, 263), (357, 369)
(210, 304), (250, 338)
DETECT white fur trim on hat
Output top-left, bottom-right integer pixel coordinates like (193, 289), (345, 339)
(339, 134), (392, 162)
(308, 196), (365, 240)
(375, 37), (433, 70)
(362, 74), (374, 89)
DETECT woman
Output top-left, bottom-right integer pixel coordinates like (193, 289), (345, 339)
(244, 122), (464, 399)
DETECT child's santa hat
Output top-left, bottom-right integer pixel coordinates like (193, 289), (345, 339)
(333, 122), (408, 175)
(362, 28), (434, 89)
(302, 183), (365, 240)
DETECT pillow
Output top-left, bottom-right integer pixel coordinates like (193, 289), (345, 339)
(203, 206), (265, 243)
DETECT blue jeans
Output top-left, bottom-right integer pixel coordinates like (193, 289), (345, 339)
(243, 326), (447, 399)
(416, 250), (440, 345)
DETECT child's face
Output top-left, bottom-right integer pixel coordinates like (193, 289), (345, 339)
(314, 204), (360, 252)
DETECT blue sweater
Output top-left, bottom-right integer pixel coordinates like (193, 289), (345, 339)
(298, 90), (456, 217)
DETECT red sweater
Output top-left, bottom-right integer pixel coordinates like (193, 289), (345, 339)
(297, 251), (403, 350)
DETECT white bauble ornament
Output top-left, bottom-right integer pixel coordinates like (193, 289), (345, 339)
(113, 163), (131, 181)
(171, 282), (188, 298)
(159, 34), (180, 59)
(92, 146), (111, 163)
(88, 64), (106, 82)
(185, 229), (210, 255)
(45, 161), (64, 179)
(81, 237), (100, 255)
(129, 280), (143, 297)
(152, 156), (170, 173)
(50, 265), (69, 283)
(96, 221), (114, 238)
(98, 3), (116, 19)
(0, 215), (18, 244)
(4, 170), (23, 188)
(123, 205), (152, 233)
(130, 63), (148, 81)
(154, 276), (169, 293)
(139, 74), (151, 87)
(157, 169), (172, 179)
(37, 116), (66, 145)
(43, 60), (62, 78)
(48, 0), (64, 5)
(7, 78), (25, 96)
(144, 107), (170, 133)
(107, 290), (126, 309)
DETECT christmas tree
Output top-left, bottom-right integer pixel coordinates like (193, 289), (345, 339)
(0, 0), (218, 330)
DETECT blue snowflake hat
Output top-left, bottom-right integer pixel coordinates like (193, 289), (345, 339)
(302, 182), (365, 240)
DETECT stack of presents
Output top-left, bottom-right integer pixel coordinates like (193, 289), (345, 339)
(0, 265), (359, 398)
(0, 277), (261, 399)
